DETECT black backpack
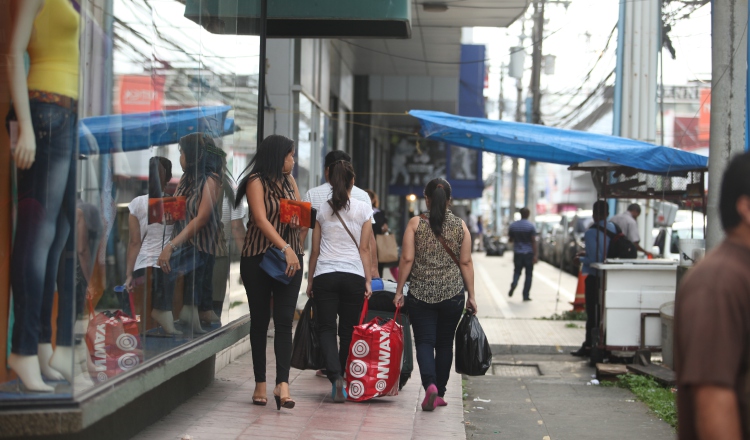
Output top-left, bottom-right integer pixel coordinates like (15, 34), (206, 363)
(590, 223), (638, 259)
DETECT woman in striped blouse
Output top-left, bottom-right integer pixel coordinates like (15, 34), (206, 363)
(157, 133), (233, 335)
(236, 135), (303, 410)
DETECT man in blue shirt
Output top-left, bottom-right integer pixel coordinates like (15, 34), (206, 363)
(571, 200), (617, 357)
(508, 208), (538, 301)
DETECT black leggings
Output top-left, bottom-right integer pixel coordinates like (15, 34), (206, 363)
(241, 253), (303, 385)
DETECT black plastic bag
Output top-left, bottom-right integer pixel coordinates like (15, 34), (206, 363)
(291, 299), (323, 370)
(455, 311), (492, 376)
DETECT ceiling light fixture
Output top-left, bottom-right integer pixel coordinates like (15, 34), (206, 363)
(422, 2), (449, 12)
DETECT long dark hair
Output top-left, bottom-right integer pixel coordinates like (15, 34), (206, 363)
(424, 178), (452, 236)
(329, 160), (356, 213)
(235, 134), (295, 207)
(178, 132), (234, 203)
(148, 156), (172, 198)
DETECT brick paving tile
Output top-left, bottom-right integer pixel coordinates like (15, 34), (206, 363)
(131, 322), (465, 440)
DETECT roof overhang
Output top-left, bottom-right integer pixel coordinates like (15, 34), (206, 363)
(184, 0), (412, 38)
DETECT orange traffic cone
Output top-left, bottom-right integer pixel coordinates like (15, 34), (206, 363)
(570, 269), (587, 312)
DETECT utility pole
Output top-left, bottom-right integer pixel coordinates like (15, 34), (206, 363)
(706, 0), (748, 249)
(509, 78), (522, 222)
(495, 65), (506, 234)
(526, 0), (545, 223)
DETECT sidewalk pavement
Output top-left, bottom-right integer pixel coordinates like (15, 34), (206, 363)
(133, 339), (466, 440)
(133, 251), (589, 439)
(471, 252), (586, 352)
(464, 354), (675, 439)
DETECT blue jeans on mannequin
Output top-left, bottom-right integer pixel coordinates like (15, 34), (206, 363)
(9, 101), (77, 355)
(407, 292), (465, 398)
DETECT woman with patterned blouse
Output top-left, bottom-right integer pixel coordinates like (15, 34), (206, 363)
(394, 178), (478, 411)
(235, 135), (303, 410)
(157, 133), (233, 335)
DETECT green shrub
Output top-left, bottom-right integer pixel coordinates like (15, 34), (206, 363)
(610, 374), (677, 428)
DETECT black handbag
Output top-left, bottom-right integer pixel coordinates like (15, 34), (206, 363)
(291, 299), (323, 370)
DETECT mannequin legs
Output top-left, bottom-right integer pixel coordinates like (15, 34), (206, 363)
(37, 343), (64, 381)
(8, 101), (77, 391)
(8, 354), (54, 392)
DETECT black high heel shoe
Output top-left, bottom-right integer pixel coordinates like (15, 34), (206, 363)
(273, 383), (295, 410)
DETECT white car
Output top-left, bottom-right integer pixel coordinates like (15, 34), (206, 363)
(652, 220), (705, 261)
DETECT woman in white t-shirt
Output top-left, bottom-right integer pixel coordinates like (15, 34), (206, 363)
(124, 157), (179, 335)
(306, 160), (373, 403)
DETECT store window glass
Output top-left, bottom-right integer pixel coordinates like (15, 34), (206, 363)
(1, 0), (259, 401)
(296, 93), (313, 197)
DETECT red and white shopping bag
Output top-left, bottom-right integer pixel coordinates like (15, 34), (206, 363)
(85, 293), (144, 383)
(345, 300), (404, 402)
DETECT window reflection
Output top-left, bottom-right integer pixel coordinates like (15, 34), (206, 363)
(1, 0), (258, 399)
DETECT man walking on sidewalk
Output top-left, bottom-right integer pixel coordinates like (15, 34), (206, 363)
(571, 200), (615, 357)
(610, 203), (653, 257)
(508, 207), (537, 301)
(674, 152), (750, 440)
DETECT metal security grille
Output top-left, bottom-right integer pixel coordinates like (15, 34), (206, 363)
(589, 168), (706, 203)
(490, 364), (541, 377)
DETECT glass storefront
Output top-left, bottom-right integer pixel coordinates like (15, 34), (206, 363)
(1, 0), (259, 401)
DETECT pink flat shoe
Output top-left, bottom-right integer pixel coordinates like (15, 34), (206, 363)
(435, 396), (447, 407)
(422, 384), (438, 411)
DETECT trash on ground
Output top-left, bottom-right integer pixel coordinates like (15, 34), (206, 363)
(473, 397), (491, 402)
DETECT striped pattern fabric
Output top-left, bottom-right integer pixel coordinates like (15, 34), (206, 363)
(172, 173), (226, 256)
(242, 173), (302, 257)
(508, 219), (536, 254)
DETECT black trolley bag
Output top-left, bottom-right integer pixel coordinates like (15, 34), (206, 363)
(365, 290), (413, 390)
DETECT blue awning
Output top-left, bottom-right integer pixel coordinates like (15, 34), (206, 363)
(409, 110), (708, 174)
(79, 106), (233, 155)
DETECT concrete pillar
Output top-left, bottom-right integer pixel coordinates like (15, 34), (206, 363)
(707, 0), (748, 249)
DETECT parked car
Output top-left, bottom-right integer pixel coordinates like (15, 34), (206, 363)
(535, 214), (561, 264)
(652, 220), (706, 261)
(550, 210), (593, 275)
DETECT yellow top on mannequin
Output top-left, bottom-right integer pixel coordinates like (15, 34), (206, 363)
(26, 0), (80, 99)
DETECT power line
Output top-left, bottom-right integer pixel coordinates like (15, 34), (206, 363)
(337, 22), (568, 65)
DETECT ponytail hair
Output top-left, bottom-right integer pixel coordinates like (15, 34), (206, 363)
(424, 178), (451, 236)
(148, 156), (172, 198)
(329, 160), (356, 213)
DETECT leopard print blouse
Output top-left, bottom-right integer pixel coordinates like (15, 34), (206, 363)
(408, 210), (465, 304)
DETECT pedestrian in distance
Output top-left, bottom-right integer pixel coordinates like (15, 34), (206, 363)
(394, 178), (478, 412)
(235, 135), (303, 410)
(476, 215), (485, 252)
(674, 151), (750, 440)
(508, 207), (538, 301)
(610, 203), (653, 257)
(571, 200), (616, 358)
(306, 159), (374, 403)
(364, 188), (390, 278)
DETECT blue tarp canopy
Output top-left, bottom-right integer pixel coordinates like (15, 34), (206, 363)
(79, 105), (234, 155)
(409, 110), (708, 174)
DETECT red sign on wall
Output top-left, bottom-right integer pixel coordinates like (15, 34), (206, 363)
(698, 88), (711, 142)
(117, 75), (165, 114)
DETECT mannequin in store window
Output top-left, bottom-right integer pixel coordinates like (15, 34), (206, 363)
(6, 0), (80, 391)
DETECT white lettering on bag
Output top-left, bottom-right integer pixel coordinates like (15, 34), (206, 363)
(94, 324), (107, 371)
(377, 331), (391, 379)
